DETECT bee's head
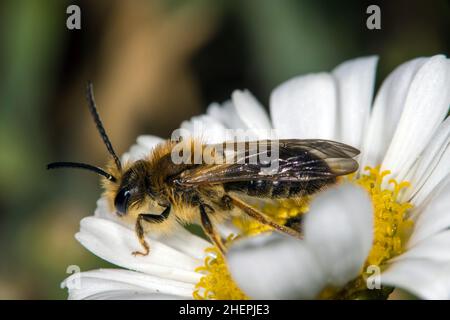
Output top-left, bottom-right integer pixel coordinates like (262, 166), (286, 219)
(112, 160), (150, 217)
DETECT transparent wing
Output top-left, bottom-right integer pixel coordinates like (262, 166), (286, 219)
(174, 139), (359, 186)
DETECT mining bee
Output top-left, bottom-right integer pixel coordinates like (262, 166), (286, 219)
(48, 83), (360, 256)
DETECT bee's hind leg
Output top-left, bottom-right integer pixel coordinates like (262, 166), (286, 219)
(199, 204), (227, 254)
(228, 194), (303, 240)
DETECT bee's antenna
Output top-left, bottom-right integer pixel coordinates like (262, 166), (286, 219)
(86, 81), (122, 172)
(47, 162), (117, 182)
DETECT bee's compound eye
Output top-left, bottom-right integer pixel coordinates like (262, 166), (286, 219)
(114, 188), (131, 216)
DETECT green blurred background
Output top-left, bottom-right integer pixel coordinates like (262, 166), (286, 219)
(0, 0), (448, 299)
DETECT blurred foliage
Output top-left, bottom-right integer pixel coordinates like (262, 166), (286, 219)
(0, 0), (448, 299)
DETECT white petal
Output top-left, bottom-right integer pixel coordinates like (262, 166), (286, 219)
(360, 57), (428, 168)
(381, 55), (450, 182)
(82, 291), (184, 300)
(63, 269), (193, 300)
(207, 101), (246, 129)
(180, 114), (229, 144)
(93, 197), (128, 226)
(120, 153), (130, 164)
(392, 230), (450, 263)
(207, 93), (272, 140)
(304, 183), (373, 287)
(412, 149), (450, 207)
(232, 90), (272, 135)
(136, 135), (164, 151)
(152, 228), (210, 261)
(227, 234), (326, 299)
(381, 259), (450, 299)
(270, 73), (337, 140)
(128, 144), (149, 162)
(332, 56), (378, 149)
(408, 174), (450, 247)
(404, 118), (450, 205)
(126, 134), (163, 162)
(76, 217), (203, 283)
(94, 197), (112, 219)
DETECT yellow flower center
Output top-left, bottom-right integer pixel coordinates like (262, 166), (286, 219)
(232, 197), (310, 236)
(355, 167), (413, 268)
(193, 166), (414, 300)
(193, 236), (249, 300)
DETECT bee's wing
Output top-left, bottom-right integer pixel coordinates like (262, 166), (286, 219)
(277, 139), (360, 158)
(175, 139), (359, 186)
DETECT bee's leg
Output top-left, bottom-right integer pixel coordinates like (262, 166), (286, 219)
(132, 205), (172, 256)
(199, 204), (227, 254)
(132, 214), (150, 256)
(228, 194), (303, 240)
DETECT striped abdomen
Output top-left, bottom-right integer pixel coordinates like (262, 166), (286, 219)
(224, 177), (336, 198)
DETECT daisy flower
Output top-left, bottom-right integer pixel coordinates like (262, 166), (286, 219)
(224, 54), (450, 300)
(63, 54), (450, 300)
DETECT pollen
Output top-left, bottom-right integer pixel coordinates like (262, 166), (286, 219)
(193, 236), (249, 300)
(355, 166), (413, 268)
(232, 197), (310, 236)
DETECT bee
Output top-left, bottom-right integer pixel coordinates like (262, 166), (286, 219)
(48, 83), (360, 256)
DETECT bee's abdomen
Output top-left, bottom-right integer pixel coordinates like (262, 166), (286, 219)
(224, 178), (335, 198)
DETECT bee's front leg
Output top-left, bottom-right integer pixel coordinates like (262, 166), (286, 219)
(132, 205), (172, 256)
(132, 214), (150, 257)
(199, 204), (227, 254)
